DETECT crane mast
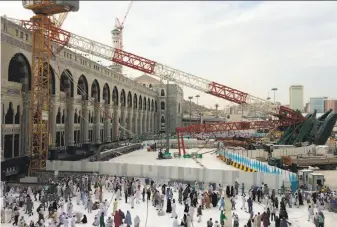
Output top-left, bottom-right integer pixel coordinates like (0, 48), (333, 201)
(22, 0), (78, 173)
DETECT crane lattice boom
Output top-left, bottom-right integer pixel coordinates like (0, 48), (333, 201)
(17, 18), (304, 125)
(176, 119), (296, 133)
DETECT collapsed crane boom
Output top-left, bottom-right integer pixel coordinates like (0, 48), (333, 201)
(17, 19), (304, 123)
(176, 119), (296, 133)
(66, 34), (303, 120)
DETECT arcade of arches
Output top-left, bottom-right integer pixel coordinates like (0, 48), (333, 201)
(2, 53), (159, 159)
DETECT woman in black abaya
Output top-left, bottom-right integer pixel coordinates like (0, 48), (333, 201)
(166, 198), (172, 213)
(230, 185), (234, 197)
(226, 186), (230, 198)
(211, 192), (218, 208)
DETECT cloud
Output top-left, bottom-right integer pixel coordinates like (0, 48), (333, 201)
(1, 1), (337, 110)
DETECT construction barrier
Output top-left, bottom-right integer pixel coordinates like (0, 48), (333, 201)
(217, 149), (298, 191)
(45, 160), (286, 190)
(221, 156), (256, 173)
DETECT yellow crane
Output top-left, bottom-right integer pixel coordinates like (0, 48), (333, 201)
(22, 0), (79, 174)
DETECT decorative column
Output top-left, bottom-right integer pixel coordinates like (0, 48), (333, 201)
(147, 111), (151, 134)
(138, 109), (143, 135)
(151, 111), (155, 135)
(112, 106), (120, 141)
(94, 100), (101, 144)
(104, 101), (111, 143)
(120, 107), (126, 139)
(133, 110), (137, 135)
(109, 106), (114, 142)
(67, 96), (75, 154)
(19, 92), (29, 156)
(82, 100), (89, 144)
(48, 95), (57, 149)
(127, 107), (133, 138)
(143, 110), (147, 134)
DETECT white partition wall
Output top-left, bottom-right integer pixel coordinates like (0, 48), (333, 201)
(46, 160), (284, 190)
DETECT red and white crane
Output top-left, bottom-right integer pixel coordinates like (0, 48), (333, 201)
(15, 18), (305, 155)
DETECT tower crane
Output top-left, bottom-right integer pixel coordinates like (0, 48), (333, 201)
(113, 1), (134, 50)
(21, 0), (79, 174)
(14, 6), (305, 163)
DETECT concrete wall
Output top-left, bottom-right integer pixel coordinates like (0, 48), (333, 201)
(45, 160), (284, 190)
(231, 147), (308, 160)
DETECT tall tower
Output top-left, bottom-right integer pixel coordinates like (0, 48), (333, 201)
(111, 28), (121, 70)
(111, 28), (121, 49)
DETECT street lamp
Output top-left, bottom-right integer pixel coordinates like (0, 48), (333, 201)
(188, 96), (193, 125)
(195, 94), (200, 122)
(271, 88), (278, 103)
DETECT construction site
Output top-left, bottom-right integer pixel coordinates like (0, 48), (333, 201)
(1, 0), (337, 179)
(2, 1), (337, 227)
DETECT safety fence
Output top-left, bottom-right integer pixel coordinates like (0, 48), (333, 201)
(217, 149), (298, 191)
(45, 160), (285, 190)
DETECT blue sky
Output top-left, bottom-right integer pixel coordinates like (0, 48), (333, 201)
(1, 1), (337, 109)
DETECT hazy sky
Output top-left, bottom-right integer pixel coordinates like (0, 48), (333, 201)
(1, 1), (337, 109)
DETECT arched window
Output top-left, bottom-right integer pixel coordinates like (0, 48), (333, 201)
(161, 101), (165, 110)
(161, 89), (165, 96)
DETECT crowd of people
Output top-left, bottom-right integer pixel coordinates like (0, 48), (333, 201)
(0, 173), (335, 227)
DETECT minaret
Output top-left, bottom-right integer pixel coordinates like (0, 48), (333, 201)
(111, 28), (121, 49)
(111, 28), (122, 71)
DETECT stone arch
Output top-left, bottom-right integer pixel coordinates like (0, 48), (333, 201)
(103, 83), (111, 104)
(5, 102), (14, 124)
(112, 86), (119, 105)
(133, 94), (138, 109)
(143, 97), (146, 110)
(161, 101), (165, 110)
(161, 89), (165, 96)
(8, 53), (32, 91)
(139, 95), (143, 109)
(161, 116), (165, 123)
(151, 99), (154, 112)
(60, 69), (74, 97)
(77, 75), (89, 100)
(155, 101), (158, 112)
(120, 89), (126, 107)
(91, 79), (100, 102)
(127, 91), (132, 108)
